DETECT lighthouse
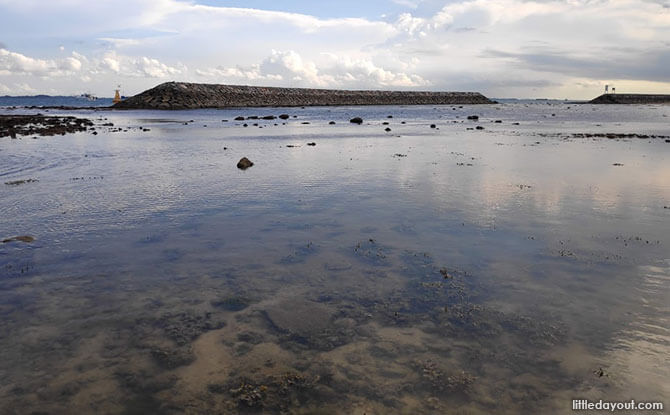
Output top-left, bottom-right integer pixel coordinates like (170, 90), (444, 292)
(113, 85), (122, 104)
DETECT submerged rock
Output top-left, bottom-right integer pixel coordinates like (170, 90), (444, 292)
(150, 346), (195, 369)
(211, 297), (251, 311)
(157, 311), (226, 346)
(2, 235), (35, 243)
(264, 300), (332, 336)
(237, 157), (254, 170)
(4, 179), (38, 186)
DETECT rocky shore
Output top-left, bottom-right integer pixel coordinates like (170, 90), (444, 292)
(113, 82), (494, 110)
(589, 93), (670, 104)
(0, 115), (93, 138)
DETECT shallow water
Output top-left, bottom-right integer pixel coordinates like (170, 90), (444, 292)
(1, 104), (669, 414)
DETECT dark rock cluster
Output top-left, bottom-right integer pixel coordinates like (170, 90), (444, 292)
(0, 115), (93, 138)
(113, 82), (494, 110)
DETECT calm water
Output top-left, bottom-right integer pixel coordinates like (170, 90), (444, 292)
(1, 104), (668, 414)
(0, 95), (114, 108)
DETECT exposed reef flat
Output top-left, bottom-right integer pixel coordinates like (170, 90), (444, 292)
(589, 93), (670, 104)
(113, 82), (494, 110)
(0, 114), (93, 138)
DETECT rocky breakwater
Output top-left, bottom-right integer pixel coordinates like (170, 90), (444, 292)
(113, 82), (494, 110)
(589, 93), (670, 104)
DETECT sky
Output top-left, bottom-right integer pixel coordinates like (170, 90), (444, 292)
(0, 0), (669, 99)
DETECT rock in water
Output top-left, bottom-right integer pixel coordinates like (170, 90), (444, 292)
(237, 157), (254, 170)
(350, 117), (363, 124)
(264, 300), (332, 336)
(2, 235), (35, 243)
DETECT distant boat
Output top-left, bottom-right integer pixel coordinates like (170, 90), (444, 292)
(79, 93), (98, 101)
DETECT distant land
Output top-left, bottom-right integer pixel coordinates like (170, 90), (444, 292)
(112, 82), (494, 110)
(0, 95), (113, 108)
(3, 89), (670, 110)
(589, 93), (670, 104)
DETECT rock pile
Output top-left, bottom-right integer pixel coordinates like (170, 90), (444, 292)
(113, 82), (494, 110)
(589, 94), (670, 104)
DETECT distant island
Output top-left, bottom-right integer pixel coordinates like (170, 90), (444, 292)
(589, 93), (670, 104)
(112, 82), (494, 110)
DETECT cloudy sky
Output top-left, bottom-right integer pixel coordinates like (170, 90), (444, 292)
(1, 0), (668, 99)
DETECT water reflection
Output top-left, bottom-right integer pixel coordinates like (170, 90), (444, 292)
(0, 104), (668, 413)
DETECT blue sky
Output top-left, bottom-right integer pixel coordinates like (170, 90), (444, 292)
(1, 0), (669, 99)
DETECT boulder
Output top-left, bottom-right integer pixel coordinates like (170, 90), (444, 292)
(350, 117), (363, 124)
(237, 157), (254, 170)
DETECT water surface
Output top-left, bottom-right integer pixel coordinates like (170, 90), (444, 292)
(1, 103), (668, 414)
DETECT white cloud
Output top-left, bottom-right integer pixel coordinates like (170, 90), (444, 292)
(101, 55), (121, 73)
(96, 51), (183, 78)
(195, 50), (427, 89)
(0, 82), (37, 94)
(0, 46), (182, 91)
(134, 56), (182, 78)
(0, 48), (82, 77)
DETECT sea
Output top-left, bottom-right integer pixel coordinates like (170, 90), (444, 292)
(0, 95), (114, 108)
(0, 100), (668, 414)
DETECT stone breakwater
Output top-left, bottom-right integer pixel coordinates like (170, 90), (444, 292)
(113, 82), (494, 110)
(589, 94), (670, 104)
